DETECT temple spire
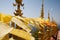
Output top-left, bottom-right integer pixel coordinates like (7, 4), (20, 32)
(40, 0), (44, 18)
(13, 0), (24, 16)
(48, 10), (50, 21)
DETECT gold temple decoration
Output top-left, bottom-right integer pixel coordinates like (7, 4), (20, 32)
(48, 10), (50, 21)
(0, 0), (58, 40)
(40, 0), (44, 19)
(13, 0), (24, 16)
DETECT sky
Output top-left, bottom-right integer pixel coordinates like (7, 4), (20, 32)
(0, 0), (60, 25)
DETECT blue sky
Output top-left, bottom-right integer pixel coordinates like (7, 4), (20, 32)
(0, 0), (60, 25)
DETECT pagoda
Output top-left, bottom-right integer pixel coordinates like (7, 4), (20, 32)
(0, 0), (58, 40)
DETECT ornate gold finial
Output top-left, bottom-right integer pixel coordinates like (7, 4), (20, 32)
(48, 10), (50, 21)
(13, 0), (24, 16)
(40, 0), (44, 18)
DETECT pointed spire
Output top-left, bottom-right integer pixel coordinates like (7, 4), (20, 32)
(40, 0), (44, 18)
(52, 17), (54, 23)
(48, 10), (50, 21)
